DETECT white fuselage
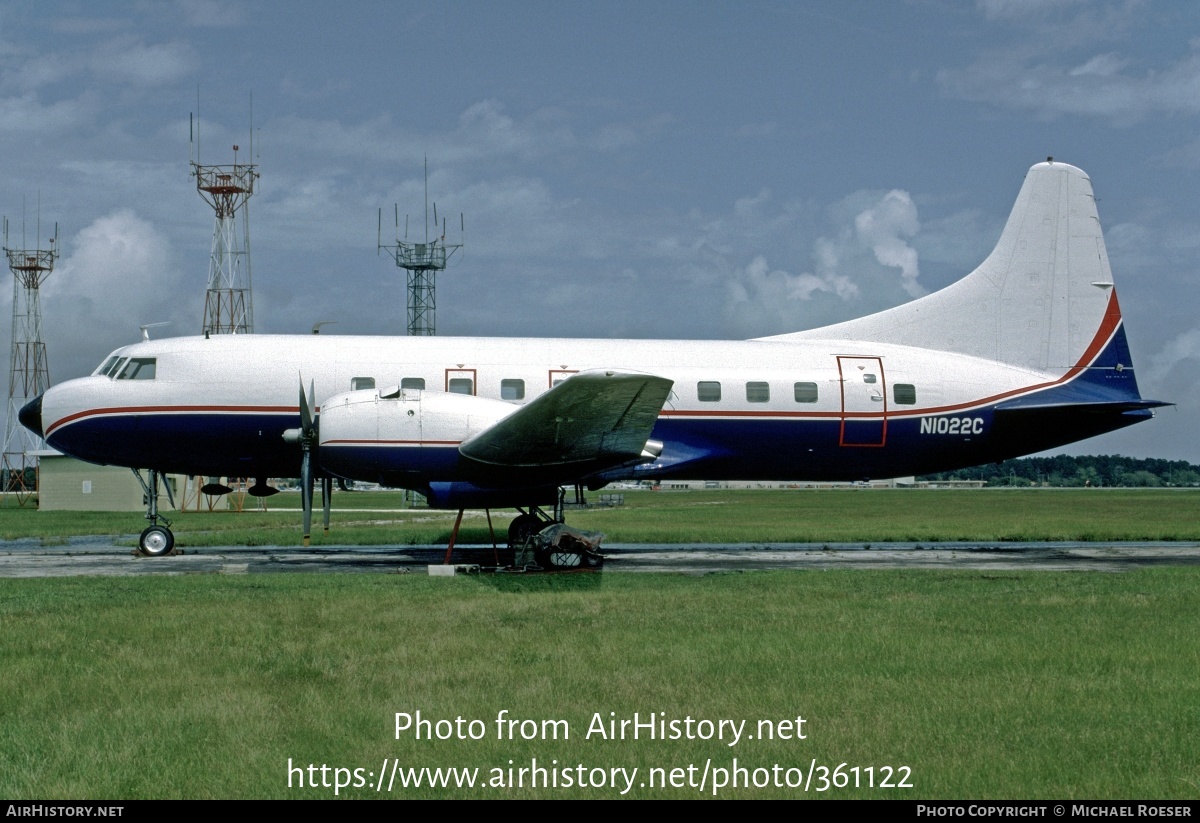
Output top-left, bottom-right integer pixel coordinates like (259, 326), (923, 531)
(38, 330), (1097, 503)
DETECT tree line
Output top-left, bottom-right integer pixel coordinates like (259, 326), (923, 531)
(918, 455), (1200, 487)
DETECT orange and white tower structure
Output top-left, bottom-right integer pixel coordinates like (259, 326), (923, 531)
(3, 217), (56, 505)
(191, 115), (257, 335)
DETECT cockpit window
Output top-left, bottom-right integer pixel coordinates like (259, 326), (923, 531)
(94, 355), (121, 376)
(117, 358), (156, 380)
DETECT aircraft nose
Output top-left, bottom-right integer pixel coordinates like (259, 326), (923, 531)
(18, 394), (42, 438)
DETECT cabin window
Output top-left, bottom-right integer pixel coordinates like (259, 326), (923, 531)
(501, 379), (525, 401)
(448, 378), (474, 395)
(95, 355), (120, 377)
(863, 374), (877, 384)
(351, 377), (375, 391)
(104, 357), (128, 378)
(401, 377), (425, 390)
(746, 382), (770, 403)
(893, 383), (917, 405)
(794, 382), (818, 403)
(117, 358), (156, 380)
(697, 381), (722, 402)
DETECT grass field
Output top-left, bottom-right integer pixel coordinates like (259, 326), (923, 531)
(0, 570), (1196, 799)
(2, 488), (1199, 545)
(1, 489), (1197, 799)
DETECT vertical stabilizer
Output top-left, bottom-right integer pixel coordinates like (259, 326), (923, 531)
(769, 161), (1117, 374)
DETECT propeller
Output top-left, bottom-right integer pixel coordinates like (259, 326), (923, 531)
(283, 378), (318, 546)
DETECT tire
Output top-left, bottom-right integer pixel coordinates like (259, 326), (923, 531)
(545, 549), (583, 569)
(139, 525), (175, 557)
(507, 513), (543, 550)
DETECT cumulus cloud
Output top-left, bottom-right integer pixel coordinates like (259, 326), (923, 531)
(3, 51), (76, 93)
(853, 189), (922, 298)
(178, 0), (244, 27)
(939, 49), (1200, 122)
(587, 114), (672, 152)
(90, 37), (198, 87)
(728, 254), (854, 305)
(939, 3), (1200, 123)
(268, 100), (670, 171)
(267, 102), (574, 168)
(41, 211), (197, 379)
(722, 189), (924, 335)
(0, 32), (197, 96)
(1147, 328), (1200, 383)
(977, 0), (1086, 21)
(0, 93), (91, 134)
(1068, 52), (1130, 77)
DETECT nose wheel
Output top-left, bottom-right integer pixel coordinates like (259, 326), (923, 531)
(139, 524), (175, 557)
(131, 468), (178, 557)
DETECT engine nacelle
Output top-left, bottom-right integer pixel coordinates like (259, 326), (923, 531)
(317, 387), (516, 485)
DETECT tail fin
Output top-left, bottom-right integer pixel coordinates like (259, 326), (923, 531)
(769, 160), (1118, 375)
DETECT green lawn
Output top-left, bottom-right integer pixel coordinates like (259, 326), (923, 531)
(1, 570), (1195, 799)
(2, 488), (1198, 545)
(2, 489), (1197, 799)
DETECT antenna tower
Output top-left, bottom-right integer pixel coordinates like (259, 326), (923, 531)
(191, 110), (258, 335)
(378, 160), (463, 335)
(3, 216), (57, 506)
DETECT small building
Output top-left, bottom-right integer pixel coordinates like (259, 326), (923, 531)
(37, 452), (179, 512)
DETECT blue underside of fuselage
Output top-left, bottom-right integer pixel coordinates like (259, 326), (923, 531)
(47, 397), (1150, 488)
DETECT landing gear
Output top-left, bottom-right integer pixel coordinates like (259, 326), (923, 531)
(132, 468), (176, 557)
(507, 512), (545, 550)
(507, 493), (607, 570)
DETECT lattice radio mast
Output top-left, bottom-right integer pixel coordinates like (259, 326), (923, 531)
(191, 108), (258, 335)
(3, 214), (57, 506)
(378, 159), (463, 335)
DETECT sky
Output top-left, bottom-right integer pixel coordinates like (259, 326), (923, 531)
(1, 0), (1198, 462)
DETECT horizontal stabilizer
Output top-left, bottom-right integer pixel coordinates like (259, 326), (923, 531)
(459, 370), (673, 468)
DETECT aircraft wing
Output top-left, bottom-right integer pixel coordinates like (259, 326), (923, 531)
(459, 370), (673, 468)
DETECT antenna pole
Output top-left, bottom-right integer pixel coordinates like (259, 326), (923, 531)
(377, 160), (464, 336)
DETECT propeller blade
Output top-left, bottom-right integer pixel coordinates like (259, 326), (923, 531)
(300, 450), (313, 547)
(299, 377), (314, 433)
(297, 376), (319, 546)
(322, 476), (333, 535)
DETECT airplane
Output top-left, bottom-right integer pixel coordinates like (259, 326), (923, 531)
(19, 159), (1168, 558)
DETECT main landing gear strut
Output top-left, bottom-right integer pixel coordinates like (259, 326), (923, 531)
(503, 484), (585, 551)
(132, 468), (177, 557)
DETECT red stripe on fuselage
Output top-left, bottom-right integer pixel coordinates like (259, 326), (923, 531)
(46, 405), (299, 437)
(322, 439), (462, 446)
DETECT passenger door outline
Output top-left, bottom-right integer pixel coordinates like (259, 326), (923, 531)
(837, 356), (887, 447)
